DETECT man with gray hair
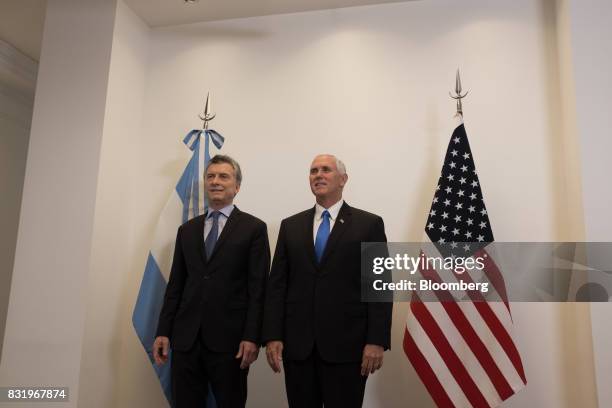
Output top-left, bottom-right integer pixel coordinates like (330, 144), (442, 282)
(154, 154), (270, 408)
(263, 154), (392, 407)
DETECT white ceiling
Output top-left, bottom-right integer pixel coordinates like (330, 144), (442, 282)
(0, 0), (46, 62)
(0, 0), (415, 62)
(123, 0), (413, 27)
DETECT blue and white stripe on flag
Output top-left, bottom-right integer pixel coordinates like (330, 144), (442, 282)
(132, 129), (224, 406)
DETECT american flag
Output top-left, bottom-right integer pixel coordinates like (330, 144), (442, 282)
(403, 115), (527, 408)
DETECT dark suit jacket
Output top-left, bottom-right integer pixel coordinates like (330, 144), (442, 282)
(262, 202), (392, 363)
(156, 207), (270, 352)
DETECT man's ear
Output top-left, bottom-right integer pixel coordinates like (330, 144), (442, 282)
(340, 173), (348, 187)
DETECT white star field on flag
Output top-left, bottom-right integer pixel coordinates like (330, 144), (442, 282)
(424, 125), (494, 255)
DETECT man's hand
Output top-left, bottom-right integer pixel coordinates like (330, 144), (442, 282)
(235, 341), (259, 369)
(265, 341), (284, 373)
(153, 336), (170, 365)
(361, 344), (384, 376)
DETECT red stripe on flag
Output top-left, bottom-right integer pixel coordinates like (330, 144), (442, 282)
(411, 298), (491, 408)
(403, 326), (456, 408)
(471, 301), (527, 385)
(418, 260), (515, 400)
(449, 264), (527, 384)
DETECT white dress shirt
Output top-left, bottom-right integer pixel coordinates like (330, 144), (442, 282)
(312, 199), (344, 242)
(204, 204), (235, 241)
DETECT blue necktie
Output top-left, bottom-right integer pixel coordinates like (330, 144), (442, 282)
(205, 211), (220, 260)
(314, 210), (330, 263)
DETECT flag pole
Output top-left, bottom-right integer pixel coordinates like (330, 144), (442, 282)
(449, 69), (469, 116)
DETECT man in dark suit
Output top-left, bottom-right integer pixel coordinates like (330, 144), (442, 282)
(153, 155), (270, 408)
(263, 154), (392, 408)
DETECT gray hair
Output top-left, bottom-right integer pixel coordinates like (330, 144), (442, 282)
(314, 154), (346, 175)
(335, 157), (347, 175)
(206, 154), (242, 185)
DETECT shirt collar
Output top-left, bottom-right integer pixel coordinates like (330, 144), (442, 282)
(207, 204), (234, 219)
(315, 199), (344, 221)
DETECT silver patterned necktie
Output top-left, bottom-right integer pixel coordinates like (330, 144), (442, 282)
(205, 211), (220, 260)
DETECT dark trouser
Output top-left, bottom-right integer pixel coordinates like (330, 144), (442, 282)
(283, 348), (367, 408)
(171, 338), (248, 408)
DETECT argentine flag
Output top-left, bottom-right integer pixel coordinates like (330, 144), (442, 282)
(132, 128), (224, 406)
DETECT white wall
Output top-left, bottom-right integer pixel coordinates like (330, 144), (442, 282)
(2, 0), (601, 406)
(563, 0), (612, 406)
(112, 0), (595, 406)
(0, 40), (36, 363)
(0, 1), (117, 406)
(77, 2), (150, 408)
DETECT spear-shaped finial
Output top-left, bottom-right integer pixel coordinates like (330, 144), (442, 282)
(455, 69), (462, 95)
(449, 69), (469, 115)
(198, 92), (216, 130)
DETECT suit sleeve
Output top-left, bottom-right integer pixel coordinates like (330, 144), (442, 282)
(366, 216), (393, 349)
(156, 226), (187, 339)
(262, 220), (289, 344)
(242, 221), (271, 344)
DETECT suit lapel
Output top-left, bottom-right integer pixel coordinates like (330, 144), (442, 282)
(318, 202), (351, 269)
(302, 206), (318, 269)
(207, 206), (242, 263)
(193, 214), (208, 269)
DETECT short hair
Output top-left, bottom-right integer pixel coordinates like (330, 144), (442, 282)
(314, 154), (347, 175)
(206, 154), (242, 185)
(335, 157), (347, 175)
